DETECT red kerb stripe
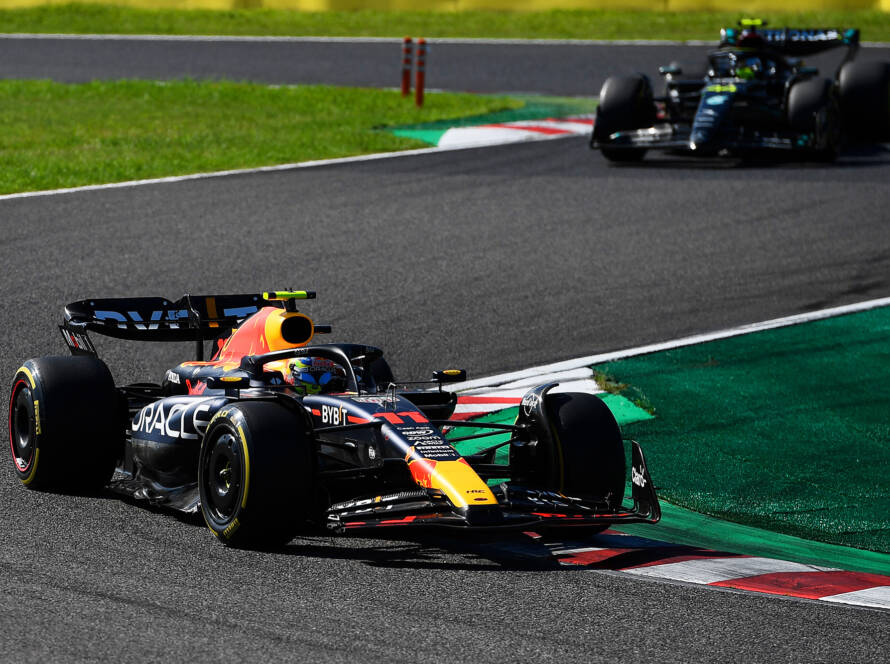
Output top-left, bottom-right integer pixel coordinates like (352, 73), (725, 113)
(456, 396), (521, 404)
(486, 124), (570, 135)
(711, 571), (890, 599)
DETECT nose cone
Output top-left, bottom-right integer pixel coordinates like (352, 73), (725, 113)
(689, 129), (718, 154)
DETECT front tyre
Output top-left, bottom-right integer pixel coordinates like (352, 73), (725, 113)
(788, 77), (841, 161)
(518, 392), (626, 536)
(8, 356), (121, 492)
(199, 401), (315, 548)
(543, 392), (626, 507)
(593, 74), (656, 163)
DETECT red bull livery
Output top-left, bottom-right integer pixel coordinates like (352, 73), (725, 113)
(8, 290), (660, 548)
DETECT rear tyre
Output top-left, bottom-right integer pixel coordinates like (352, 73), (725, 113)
(788, 77), (841, 161)
(839, 60), (890, 142)
(594, 74), (656, 162)
(8, 356), (121, 492)
(199, 401), (315, 548)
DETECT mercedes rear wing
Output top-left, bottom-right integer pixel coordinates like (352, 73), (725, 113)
(721, 25), (860, 57)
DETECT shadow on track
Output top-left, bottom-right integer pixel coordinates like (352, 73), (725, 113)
(594, 142), (890, 171)
(107, 488), (736, 572)
(273, 528), (742, 574)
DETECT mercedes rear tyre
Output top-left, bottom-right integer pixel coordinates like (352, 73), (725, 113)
(839, 60), (890, 142)
(199, 401), (315, 548)
(8, 356), (121, 492)
(593, 74), (657, 163)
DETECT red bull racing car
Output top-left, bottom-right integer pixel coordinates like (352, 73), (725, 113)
(592, 20), (890, 161)
(8, 291), (660, 548)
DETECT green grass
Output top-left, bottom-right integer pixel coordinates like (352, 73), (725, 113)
(0, 79), (521, 194)
(1, 4), (890, 42)
(596, 306), (890, 553)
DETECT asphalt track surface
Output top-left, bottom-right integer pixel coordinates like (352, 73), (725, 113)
(2, 37), (890, 662)
(2, 35), (890, 94)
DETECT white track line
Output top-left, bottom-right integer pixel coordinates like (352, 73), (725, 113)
(0, 115), (592, 202)
(450, 296), (890, 392)
(0, 142), (495, 202)
(2, 34), (887, 47)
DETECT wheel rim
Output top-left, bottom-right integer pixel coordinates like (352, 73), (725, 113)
(202, 431), (242, 522)
(9, 382), (35, 473)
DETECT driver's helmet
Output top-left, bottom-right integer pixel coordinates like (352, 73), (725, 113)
(735, 56), (763, 80)
(287, 357), (347, 394)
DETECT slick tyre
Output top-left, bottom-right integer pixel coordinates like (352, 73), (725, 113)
(593, 74), (656, 162)
(517, 392), (626, 536)
(541, 392), (626, 508)
(787, 77), (841, 161)
(199, 401), (315, 548)
(512, 393), (626, 504)
(8, 356), (121, 492)
(839, 60), (890, 142)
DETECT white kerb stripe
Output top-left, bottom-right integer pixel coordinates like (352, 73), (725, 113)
(458, 379), (603, 402)
(460, 367), (595, 394)
(622, 557), (834, 585)
(820, 586), (890, 609)
(549, 546), (610, 556)
(448, 296), (890, 392)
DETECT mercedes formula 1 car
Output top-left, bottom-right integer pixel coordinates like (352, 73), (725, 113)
(591, 20), (890, 161)
(8, 291), (660, 548)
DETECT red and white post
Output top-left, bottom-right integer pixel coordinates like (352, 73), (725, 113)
(401, 37), (413, 97)
(415, 38), (427, 108)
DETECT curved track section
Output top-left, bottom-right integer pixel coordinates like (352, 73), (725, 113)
(2, 39), (890, 661)
(2, 138), (889, 662)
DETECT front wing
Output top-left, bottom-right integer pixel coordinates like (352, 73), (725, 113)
(594, 124), (804, 154)
(326, 441), (661, 532)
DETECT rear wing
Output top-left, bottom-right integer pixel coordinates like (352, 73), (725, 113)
(721, 26), (860, 57)
(60, 291), (320, 358)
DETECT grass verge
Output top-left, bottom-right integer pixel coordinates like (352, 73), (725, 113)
(0, 79), (521, 194)
(595, 306), (890, 554)
(1, 5), (889, 42)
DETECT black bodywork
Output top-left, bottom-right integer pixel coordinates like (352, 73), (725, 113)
(46, 292), (661, 535)
(592, 26), (863, 157)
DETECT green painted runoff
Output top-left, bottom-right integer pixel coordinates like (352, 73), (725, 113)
(596, 305), (890, 555)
